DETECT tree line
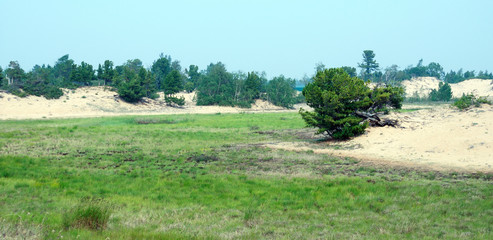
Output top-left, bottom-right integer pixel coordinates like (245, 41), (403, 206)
(0, 54), (299, 108)
(1, 51), (491, 106)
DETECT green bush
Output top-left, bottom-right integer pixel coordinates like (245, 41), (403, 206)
(300, 68), (403, 140)
(300, 68), (372, 139)
(196, 62), (235, 106)
(266, 75), (297, 108)
(165, 95), (185, 106)
(429, 82), (452, 101)
(117, 78), (145, 103)
(5, 85), (28, 98)
(184, 81), (195, 93)
(43, 85), (64, 99)
(370, 85), (404, 111)
(62, 197), (111, 231)
(453, 94), (491, 110)
(149, 92), (160, 100)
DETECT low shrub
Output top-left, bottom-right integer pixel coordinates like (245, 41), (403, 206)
(184, 81), (195, 93)
(117, 78), (145, 103)
(43, 85), (64, 99)
(148, 92), (160, 100)
(5, 85), (28, 98)
(165, 96), (185, 106)
(453, 94), (491, 110)
(429, 82), (452, 101)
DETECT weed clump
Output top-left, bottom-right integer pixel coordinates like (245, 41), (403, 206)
(62, 197), (112, 231)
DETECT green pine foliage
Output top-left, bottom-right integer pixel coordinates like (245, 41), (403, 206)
(370, 85), (405, 111)
(196, 62), (235, 106)
(1, 53), (490, 107)
(231, 71), (267, 108)
(163, 70), (185, 106)
(22, 79), (63, 99)
(138, 68), (156, 98)
(114, 59), (157, 103)
(300, 68), (372, 139)
(2, 61), (65, 99)
(341, 66), (357, 77)
(358, 50), (379, 80)
(163, 70), (183, 95)
(300, 68), (403, 140)
(99, 60), (115, 86)
(244, 71), (263, 100)
(117, 77), (145, 103)
(151, 54), (172, 90)
(185, 64), (201, 91)
(184, 81), (195, 93)
(164, 96), (185, 106)
(70, 61), (96, 86)
(266, 75), (297, 108)
(53, 55), (76, 88)
(42, 85), (64, 99)
(429, 82), (452, 101)
(4, 85), (29, 98)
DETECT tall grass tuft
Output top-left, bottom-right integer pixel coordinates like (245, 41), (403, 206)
(62, 197), (112, 231)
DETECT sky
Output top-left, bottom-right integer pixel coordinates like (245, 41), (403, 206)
(1, 0), (492, 79)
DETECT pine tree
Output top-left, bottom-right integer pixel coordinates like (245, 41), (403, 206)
(163, 70), (184, 106)
(300, 68), (403, 139)
(358, 50), (379, 80)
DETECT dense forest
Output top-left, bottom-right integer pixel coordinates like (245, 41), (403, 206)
(1, 51), (491, 106)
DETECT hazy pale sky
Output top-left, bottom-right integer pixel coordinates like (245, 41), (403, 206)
(1, 0), (492, 79)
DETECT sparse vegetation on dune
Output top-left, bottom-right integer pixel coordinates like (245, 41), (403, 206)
(0, 113), (492, 239)
(453, 93), (492, 110)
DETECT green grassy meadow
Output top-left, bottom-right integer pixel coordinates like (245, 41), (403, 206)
(0, 112), (492, 239)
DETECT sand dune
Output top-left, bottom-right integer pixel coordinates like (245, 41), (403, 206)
(0, 87), (298, 120)
(402, 77), (493, 98)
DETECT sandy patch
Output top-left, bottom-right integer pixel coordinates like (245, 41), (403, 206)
(265, 104), (493, 173)
(0, 87), (304, 120)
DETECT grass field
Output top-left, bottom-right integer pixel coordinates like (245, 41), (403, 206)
(0, 112), (492, 239)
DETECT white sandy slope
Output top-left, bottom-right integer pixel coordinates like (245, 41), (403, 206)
(0, 87), (302, 120)
(402, 77), (493, 98)
(266, 104), (493, 173)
